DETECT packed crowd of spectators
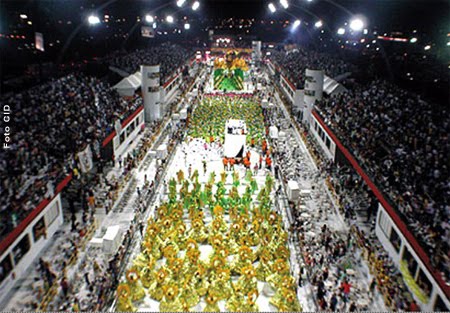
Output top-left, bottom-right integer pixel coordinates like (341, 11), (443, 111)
(270, 48), (353, 88)
(315, 79), (450, 283)
(107, 43), (191, 83)
(260, 98), (375, 311)
(317, 157), (424, 311)
(0, 74), (142, 241)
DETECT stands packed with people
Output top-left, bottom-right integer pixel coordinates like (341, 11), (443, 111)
(314, 79), (450, 283)
(107, 43), (191, 83)
(270, 48), (353, 88)
(1, 0), (449, 311)
(0, 74), (142, 241)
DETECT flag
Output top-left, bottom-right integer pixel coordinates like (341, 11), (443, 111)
(115, 120), (122, 134)
(77, 144), (94, 173)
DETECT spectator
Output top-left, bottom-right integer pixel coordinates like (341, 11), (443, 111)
(0, 73), (143, 241)
(315, 78), (450, 282)
(106, 43), (191, 84)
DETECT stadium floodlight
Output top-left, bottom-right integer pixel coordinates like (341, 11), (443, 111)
(176, 0), (186, 7)
(292, 19), (301, 29)
(280, 0), (289, 9)
(166, 15), (174, 23)
(314, 20), (323, 28)
(410, 37), (417, 43)
(192, 1), (200, 11)
(184, 23), (190, 30)
(349, 18), (364, 32)
(268, 3), (277, 13)
(424, 45), (431, 50)
(337, 27), (346, 35)
(145, 15), (154, 23)
(88, 15), (101, 25)
(20, 14), (28, 19)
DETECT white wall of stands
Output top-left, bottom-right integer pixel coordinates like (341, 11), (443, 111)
(309, 115), (336, 160)
(0, 61), (187, 307)
(113, 110), (146, 161)
(0, 195), (64, 304)
(274, 62), (449, 311)
(375, 205), (450, 311)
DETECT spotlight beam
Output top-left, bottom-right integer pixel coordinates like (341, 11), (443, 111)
(268, 3), (277, 13)
(280, 0), (289, 9)
(349, 18), (364, 31)
(88, 15), (100, 25)
(289, 3), (328, 30)
(57, 0), (174, 64)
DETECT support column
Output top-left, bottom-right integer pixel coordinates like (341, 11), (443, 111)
(303, 69), (324, 124)
(252, 41), (262, 62)
(141, 65), (162, 122)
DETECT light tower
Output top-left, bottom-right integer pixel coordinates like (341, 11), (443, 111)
(252, 41), (262, 62)
(303, 68), (324, 123)
(141, 65), (162, 121)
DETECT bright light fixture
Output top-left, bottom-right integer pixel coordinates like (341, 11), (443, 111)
(424, 45), (431, 50)
(268, 3), (276, 13)
(292, 19), (301, 29)
(447, 41), (450, 46)
(88, 15), (101, 25)
(410, 37), (417, 43)
(337, 27), (346, 35)
(314, 20), (323, 28)
(349, 18), (364, 31)
(184, 23), (190, 30)
(20, 14), (28, 19)
(166, 15), (174, 23)
(192, 1), (200, 11)
(145, 15), (154, 23)
(176, 0), (186, 7)
(280, 0), (289, 9)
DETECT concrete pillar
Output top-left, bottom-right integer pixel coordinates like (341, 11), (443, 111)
(141, 65), (162, 122)
(303, 69), (324, 123)
(252, 41), (262, 61)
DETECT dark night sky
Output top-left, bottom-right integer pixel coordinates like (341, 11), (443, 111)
(0, 0), (450, 28)
(203, 0), (449, 32)
(1, 0), (448, 35)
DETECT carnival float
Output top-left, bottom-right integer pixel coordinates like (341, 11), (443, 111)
(213, 51), (249, 91)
